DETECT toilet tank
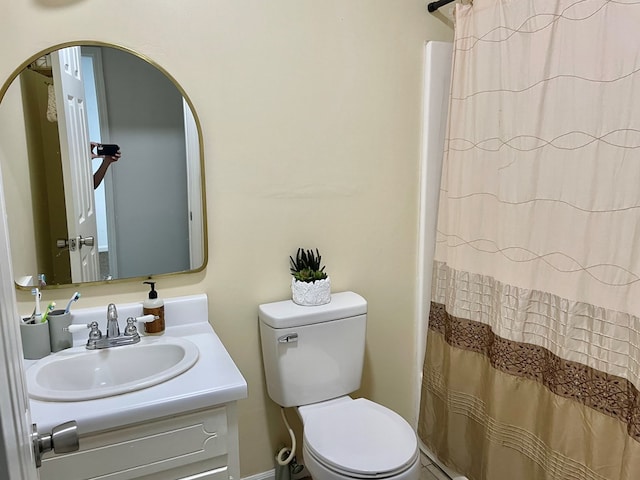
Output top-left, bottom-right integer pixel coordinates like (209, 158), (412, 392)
(258, 291), (367, 407)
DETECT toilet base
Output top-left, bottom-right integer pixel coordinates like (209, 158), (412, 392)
(302, 444), (420, 480)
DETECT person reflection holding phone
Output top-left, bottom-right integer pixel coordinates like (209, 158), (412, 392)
(90, 142), (122, 189)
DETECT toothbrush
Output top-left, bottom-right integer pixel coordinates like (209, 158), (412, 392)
(64, 292), (81, 313)
(31, 288), (41, 321)
(41, 302), (56, 323)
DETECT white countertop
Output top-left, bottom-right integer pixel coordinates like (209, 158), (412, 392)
(28, 294), (248, 435)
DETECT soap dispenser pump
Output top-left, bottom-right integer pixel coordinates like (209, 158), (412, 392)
(142, 281), (165, 335)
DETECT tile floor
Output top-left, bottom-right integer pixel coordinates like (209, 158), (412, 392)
(420, 452), (451, 480)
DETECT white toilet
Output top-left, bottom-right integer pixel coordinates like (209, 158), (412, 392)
(259, 291), (420, 480)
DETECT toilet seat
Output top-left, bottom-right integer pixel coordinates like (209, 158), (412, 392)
(301, 398), (418, 478)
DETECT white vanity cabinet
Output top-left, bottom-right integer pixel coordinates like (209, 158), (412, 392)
(29, 295), (248, 480)
(40, 403), (240, 480)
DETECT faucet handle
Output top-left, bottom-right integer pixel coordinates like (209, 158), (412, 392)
(123, 315), (158, 336)
(87, 321), (102, 340)
(134, 314), (158, 324)
(124, 317), (138, 336)
(65, 322), (102, 338)
(65, 322), (102, 344)
(64, 324), (90, 334)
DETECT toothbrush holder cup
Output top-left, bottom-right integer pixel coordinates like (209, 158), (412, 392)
(48, 309), (73, 352)
(20, 319), (51, 359)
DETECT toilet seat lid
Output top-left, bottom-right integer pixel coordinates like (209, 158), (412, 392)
(303, 398), (418, 477)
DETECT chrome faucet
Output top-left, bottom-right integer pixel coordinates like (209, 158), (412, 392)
(68, 304), (158, 350)
(106, 303), (120, 338)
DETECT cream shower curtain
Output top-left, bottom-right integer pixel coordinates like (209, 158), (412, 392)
(418, 0), (640, 479)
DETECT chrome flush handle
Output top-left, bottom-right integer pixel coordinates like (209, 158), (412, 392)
(278, 333), (298, 344)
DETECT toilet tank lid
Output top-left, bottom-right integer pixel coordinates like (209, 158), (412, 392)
(258, 291), (367, 328)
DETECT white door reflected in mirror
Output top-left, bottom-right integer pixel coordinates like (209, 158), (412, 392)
(52, 46), (100, 283)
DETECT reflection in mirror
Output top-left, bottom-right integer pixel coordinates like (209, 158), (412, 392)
(0, 44), (206, 288)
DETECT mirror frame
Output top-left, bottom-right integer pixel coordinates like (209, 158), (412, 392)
(0, 41), (208, 290)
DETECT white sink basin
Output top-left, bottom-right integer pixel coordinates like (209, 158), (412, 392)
(26, 337), (199, 402)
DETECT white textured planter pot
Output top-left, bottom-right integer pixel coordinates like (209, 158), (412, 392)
(291, 277), (331, 306)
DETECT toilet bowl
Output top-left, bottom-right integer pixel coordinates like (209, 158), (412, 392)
(298, 397), (420, 480)
(258, 292), (420, 480)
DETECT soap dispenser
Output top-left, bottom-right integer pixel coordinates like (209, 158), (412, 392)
(142, 281), (165, 335)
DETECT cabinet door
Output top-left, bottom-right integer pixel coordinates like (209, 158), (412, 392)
(40, 407), (229, 480)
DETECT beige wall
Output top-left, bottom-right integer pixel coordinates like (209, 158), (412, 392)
(0, 1), (452, 476)
(0, 80), (38, 285)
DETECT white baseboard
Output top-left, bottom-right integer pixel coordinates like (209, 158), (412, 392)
(242, 470), (275, 480)
(241, 464), (309, 480)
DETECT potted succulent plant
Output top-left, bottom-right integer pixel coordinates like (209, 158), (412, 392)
(289, 248), (331, 306)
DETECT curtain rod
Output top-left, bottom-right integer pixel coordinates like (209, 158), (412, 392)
(427, 0), (455, 12)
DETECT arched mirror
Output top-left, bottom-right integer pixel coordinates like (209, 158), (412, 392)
(0, 43), (206, 288)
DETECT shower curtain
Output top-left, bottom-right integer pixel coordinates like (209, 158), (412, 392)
(418, 0), (640, 479)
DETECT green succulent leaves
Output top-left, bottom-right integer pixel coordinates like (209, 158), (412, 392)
(289, 248), (328, 283)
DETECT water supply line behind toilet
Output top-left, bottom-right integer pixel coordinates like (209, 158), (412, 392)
(275, 408), (304, 480)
